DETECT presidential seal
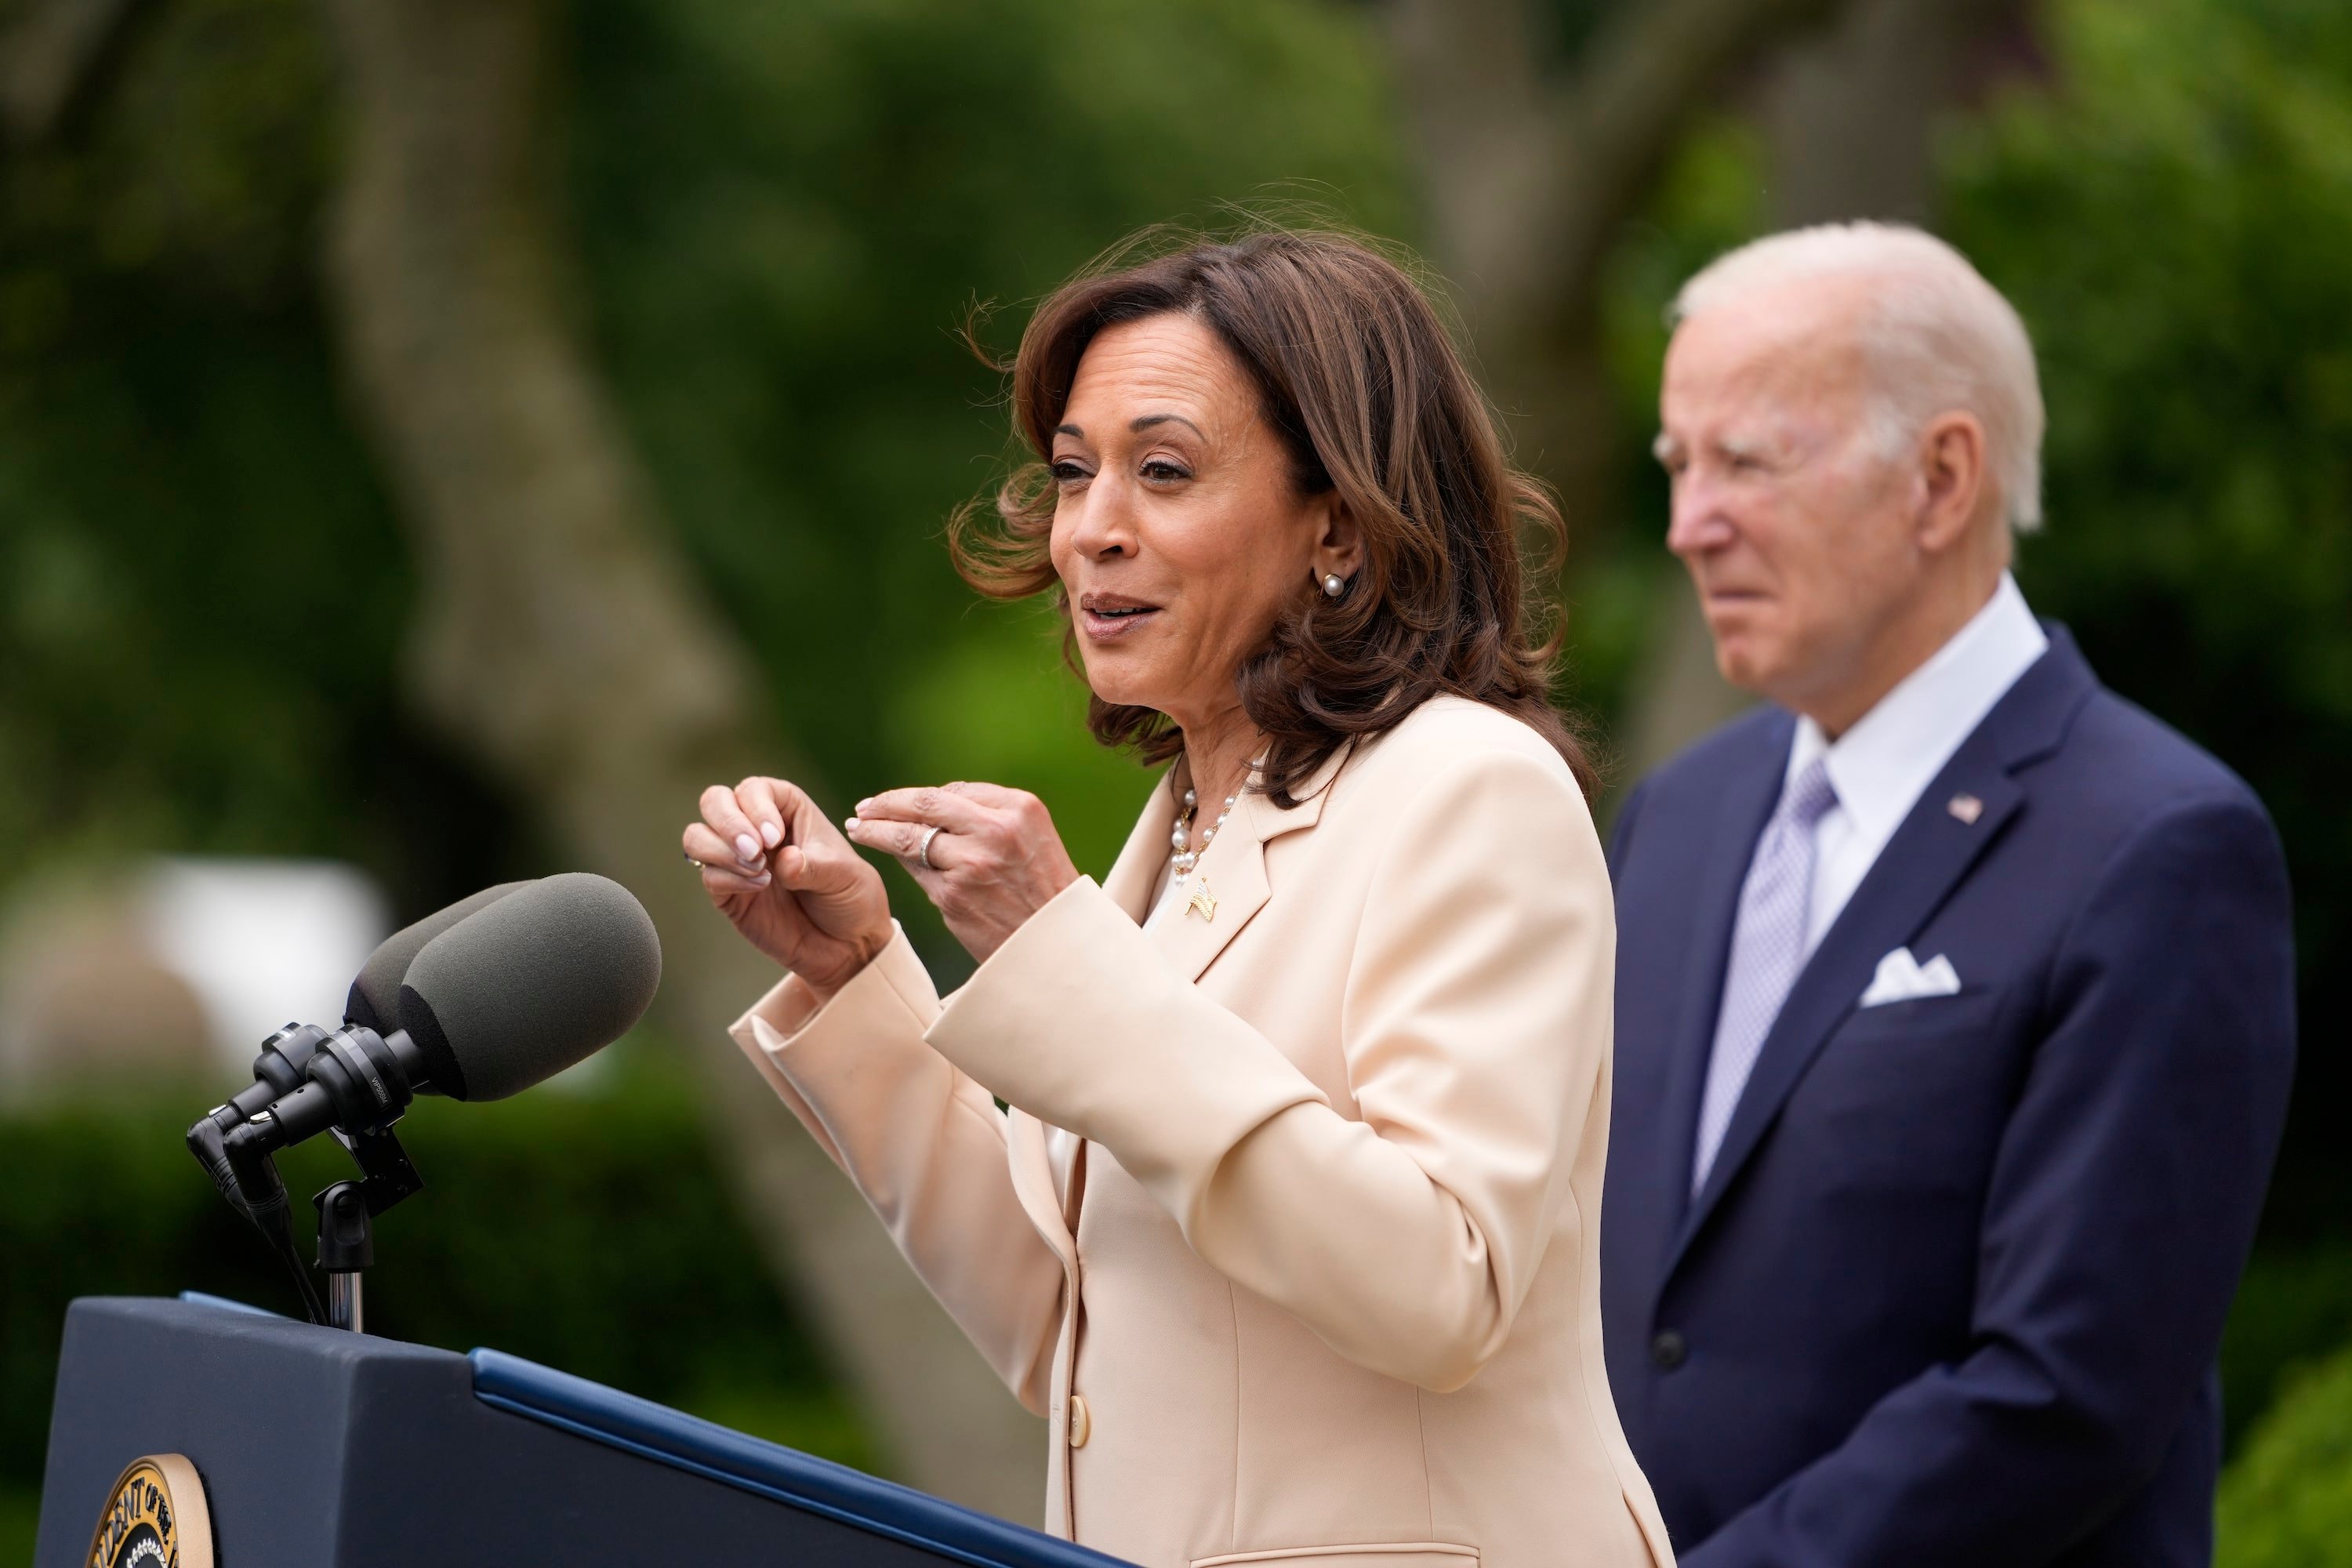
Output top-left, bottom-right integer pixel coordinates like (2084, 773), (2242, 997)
(86, 1454), (213, 1568)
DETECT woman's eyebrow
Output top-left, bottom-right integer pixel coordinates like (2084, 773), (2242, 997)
(1054, 422), (1084, 439)
(1131, 413), (1204, 437)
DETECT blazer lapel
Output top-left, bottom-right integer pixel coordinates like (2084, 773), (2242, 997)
(1149, 758), (1333, 983)
(1665, 632), (2098, 1274)
(999, 780), (1179, 1268)
(1003, 1106), (1078, 1272)
(1101, 771), (1179, 924)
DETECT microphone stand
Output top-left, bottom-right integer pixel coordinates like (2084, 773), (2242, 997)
(190, 1027), (426, 1332)
(310, 1126), (422, 1334)
(315, 1182), (371, 1332)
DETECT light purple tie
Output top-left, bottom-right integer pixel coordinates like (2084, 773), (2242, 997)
(1692, 757), (1839, 1193)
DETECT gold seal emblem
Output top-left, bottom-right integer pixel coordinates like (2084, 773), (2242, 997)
(87, 1454), (213, 1568)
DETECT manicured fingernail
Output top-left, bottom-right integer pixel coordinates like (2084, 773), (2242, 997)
(855, 799), (873, 814)
(735, 833), (760, 862)
(750, 872), (771, 887)
(844, 815), (861, 833)
(760, 821), (782, 848)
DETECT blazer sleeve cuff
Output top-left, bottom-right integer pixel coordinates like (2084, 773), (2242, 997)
(925, 877), (1324, 1221)
(726, 924), (944, 1163)
(730, 922), (941, 1043)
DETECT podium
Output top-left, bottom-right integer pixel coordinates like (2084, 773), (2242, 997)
(36, 1296), (1129, 1568)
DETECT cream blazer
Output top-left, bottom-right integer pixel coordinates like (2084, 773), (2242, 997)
(729, 696), (1673, 1568)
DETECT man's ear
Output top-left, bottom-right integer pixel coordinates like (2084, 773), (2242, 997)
(1310, 493), (1365, 581)
(1916, 412), (1988, 554)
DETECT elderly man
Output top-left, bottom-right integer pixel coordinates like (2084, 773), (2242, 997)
(1600, 223), (2296, 1567)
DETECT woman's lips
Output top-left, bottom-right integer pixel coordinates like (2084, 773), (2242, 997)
(1079, 604), (1162, 641)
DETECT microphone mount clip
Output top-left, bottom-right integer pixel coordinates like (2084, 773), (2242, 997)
(190, 1022), (434, 1331)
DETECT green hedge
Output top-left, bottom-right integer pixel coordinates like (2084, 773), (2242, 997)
(0, 1056), (876, 1558)
(2219, 1341), (2352, 1567)
(2222, 1249), (2352, 1452)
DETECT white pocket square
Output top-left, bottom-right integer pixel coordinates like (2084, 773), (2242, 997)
(1860, 946), (1962, 1007)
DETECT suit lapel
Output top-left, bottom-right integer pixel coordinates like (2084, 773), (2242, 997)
(1651, 717), (1793, 1237)
(1663, 632), (2097, 1276)
(1668, 764), (2023, 1265)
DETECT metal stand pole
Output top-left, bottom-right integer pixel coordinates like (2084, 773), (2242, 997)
(326, 1271), (364, 1334)
(314, 1181), (373, 1334)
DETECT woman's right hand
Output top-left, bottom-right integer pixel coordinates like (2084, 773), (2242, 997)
(686, 777), (892, 1001)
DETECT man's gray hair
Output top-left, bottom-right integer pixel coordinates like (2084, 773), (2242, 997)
(1671, 222), (2046, 532)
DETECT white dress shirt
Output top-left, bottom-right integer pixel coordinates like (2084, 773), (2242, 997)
(1784, 572), (2049, 953)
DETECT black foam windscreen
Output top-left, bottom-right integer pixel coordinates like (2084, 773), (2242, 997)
(345, 881), (533, 1032)
(396, 872), (662, 1102)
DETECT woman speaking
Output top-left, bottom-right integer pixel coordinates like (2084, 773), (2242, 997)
(684, 227), (1671, 1568)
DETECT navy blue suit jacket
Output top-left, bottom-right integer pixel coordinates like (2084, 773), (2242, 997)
(1601, 629), (2296, 1567)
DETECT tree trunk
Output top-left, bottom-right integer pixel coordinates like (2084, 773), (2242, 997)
(0, 0), (150, 143)
(1759, 0), (2020, 228)
(1374, 0), (1853, 514)
(1384, 0), (1858, 775)
(314, 0), (1044, 1519)
(1388, 0), (2027, 781)
(1618, 0), (2024, 775)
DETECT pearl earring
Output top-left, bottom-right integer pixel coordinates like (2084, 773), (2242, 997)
(1321, 572), (1345, 598)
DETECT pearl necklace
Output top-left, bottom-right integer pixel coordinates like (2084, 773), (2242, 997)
(1169, 783), (1239, 877)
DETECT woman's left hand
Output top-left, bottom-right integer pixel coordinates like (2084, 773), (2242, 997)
(847, 782), (1081, 964)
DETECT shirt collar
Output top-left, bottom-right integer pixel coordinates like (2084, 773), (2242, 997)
(1786, 573), (2050, 840)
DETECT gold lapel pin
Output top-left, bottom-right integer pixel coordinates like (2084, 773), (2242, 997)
(1947, 793), (1984, 825)
(1185, 877), (1219, 922)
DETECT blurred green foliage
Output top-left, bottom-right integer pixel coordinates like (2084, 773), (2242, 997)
(0, 0), (456, 906)
(0, 0), (1410, 933)
(0, 1060), (875, 1561)
(568, 0), (1413, 907)
(1587, 114), (1778, 725)
(1940, 0), (2352, 1237)
(2217, 1339), (2352, 1568)
(2223, 1250), (2352, 1454)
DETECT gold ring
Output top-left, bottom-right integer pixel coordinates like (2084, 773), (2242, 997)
(684, 849), (706, 870)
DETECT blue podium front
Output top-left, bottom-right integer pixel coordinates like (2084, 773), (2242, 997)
(35, 1296), (1128, 1568)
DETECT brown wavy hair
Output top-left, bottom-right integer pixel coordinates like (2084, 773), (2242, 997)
(949, 223), (1595, 805)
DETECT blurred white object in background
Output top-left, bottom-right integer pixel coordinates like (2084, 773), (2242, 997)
(140, 858), (390, 1077)
(0, 857), (392, 1102)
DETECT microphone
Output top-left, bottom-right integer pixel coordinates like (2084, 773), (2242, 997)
(183, 873), (658, 1327)
(399, 871), (664, 1102)
(232, 873), (661, 1157)
(346, 880), (532, 1034)
(196, 881), (535, 1140)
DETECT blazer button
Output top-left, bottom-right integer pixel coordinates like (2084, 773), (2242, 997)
(1650, 1330), (1688, 1370)
(1068, 1393), (1091, 1449)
